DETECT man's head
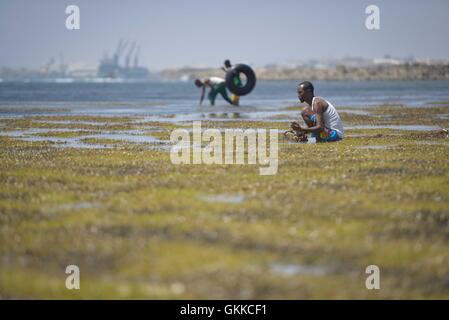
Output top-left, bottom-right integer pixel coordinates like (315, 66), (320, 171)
(224, 59), (232, 68)
(194, 79), (203, 87)
(297, 81), (314, 103)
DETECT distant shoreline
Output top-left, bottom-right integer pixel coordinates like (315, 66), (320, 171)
(2, 63), (449, 83)
(160, 63), (449, 81)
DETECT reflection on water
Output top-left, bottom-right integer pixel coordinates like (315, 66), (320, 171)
(204, 112), (242, 119)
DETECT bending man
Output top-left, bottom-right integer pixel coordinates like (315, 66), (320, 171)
(195, 77), (235, 106)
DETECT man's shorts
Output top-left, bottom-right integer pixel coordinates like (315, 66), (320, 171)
(230, 75), (242, 104)
(208, 82), (230, 105)
(309, 114), (342, 142)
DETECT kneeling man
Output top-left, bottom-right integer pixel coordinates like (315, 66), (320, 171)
(290, 81), (344, 142)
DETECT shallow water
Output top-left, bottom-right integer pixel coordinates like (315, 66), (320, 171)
(270, 262), (330, 277)
(415, 141), (449, 146)
(346, 124), (440, 131)
(34, 120), (108, 126)
(338, 109), (372, 115)
(47, 202), (101, 212)
(0, 128), (159, 149)
(357, 145), (396, 150)
(199, 194), (245, 204)
(434, 114), (449, 120)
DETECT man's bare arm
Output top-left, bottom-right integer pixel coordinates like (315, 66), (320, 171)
(293, 98), (327, 133)
(199, 87), (205, 106)
(300, 113), (324, 133)
(301, 106), (315, 128)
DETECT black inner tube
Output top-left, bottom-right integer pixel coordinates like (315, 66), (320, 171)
(225, 64), (256, 96)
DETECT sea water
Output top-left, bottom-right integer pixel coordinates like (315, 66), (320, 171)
(1, 80), (448, 120)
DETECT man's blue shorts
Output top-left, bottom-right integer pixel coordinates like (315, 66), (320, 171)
(309, 114), (341, 142)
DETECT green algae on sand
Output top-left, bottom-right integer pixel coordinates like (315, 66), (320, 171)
(1, 107), (449, 299)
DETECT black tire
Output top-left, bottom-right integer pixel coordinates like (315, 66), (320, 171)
(225, 64), (256, 96)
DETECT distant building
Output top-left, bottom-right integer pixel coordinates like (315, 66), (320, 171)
(97, 40), (150, 80)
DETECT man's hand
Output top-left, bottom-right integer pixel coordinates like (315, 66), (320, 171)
(291, 121), (302, 131)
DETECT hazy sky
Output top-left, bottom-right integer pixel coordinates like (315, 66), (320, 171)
(1, 0), (449, 70)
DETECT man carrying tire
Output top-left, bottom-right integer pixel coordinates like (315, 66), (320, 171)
(222, 59), (241, 106)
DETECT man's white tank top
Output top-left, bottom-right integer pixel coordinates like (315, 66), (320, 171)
(312, 97), (344, 138)
(208, 77), (225, 85)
